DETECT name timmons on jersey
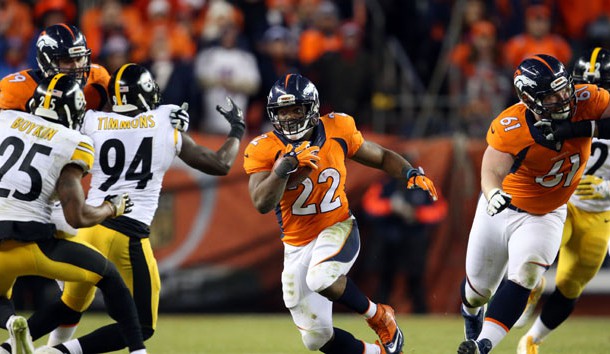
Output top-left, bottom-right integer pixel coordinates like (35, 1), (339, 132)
(96, 115), (156, 130)
(11, 117), (58, 141)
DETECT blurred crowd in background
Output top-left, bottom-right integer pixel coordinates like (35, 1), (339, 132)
(2, 0), (610, 136)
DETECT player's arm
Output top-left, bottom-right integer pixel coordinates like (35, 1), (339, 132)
(178, 133), (240, 175)
(351, 140), (438, 200)
(480, 145), (514, 216)
(248, 170), (289, 214)
(56, 164), (130, 228)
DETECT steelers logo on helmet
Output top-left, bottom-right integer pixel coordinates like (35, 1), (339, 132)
(110, 63), (160, 115)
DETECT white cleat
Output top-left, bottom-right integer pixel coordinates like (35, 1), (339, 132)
(517, 335), (539, 354)
(33, 347), (62, 354)
(7, 316), (34, 354)
(514, 277), (546, 328)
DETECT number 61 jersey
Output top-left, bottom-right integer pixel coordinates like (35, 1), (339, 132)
(487, 84), (610, 215)
(0, 110), (93, 230)
(81, 105), (182, 226)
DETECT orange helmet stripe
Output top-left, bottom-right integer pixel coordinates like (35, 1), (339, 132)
(284, 74), (293, 88)
(59, 23), (75, 40)
(531, 55), (555, 73)
(43, 73), (66, 109)
(589, 47), (602, 73)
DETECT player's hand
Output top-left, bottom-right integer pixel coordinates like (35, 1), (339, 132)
(486, 188), (512, 216)
(405, 167), (438, 201)
(283, 141), (320, 170)
(216, 97), (246, 139)
(534, 119), (595, 141)
(170, 102), (190, 132)
(103, 193), (134, 217)
(575, 175), (610, 200)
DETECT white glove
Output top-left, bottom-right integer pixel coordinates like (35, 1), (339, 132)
(486, 188), (512, 216)
(104, 193), (134, 217)
(575, 175), (610, 200)
(170, 102), (190, 132)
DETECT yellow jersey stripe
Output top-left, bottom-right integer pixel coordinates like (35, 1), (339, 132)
(77, 141), (94, 154)
(71, 148), (94, 170)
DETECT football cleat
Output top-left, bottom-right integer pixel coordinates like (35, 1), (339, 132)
(7, 315), (34, 354)
(457, 339), (492, 354)
(514, 277), (546, 328)
(366, 304), (404, 354)
(517, 335), (539, 354)
(33, 347), (63, 354)
(461, 306), (484, 340)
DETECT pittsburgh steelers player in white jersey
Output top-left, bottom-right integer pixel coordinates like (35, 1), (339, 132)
(516, 47), (610, 354)
(29, 63), (245, 354)
(0, 74), (145, 354)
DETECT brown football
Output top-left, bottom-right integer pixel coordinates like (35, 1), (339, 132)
(286, 166), (313, 189)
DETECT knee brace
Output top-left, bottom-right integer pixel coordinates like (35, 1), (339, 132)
(300, 326), (333, 351)
(305, 263), (337, 293)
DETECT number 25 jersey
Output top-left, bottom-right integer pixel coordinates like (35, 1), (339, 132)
(243, 113), (364, 246)
(487, 84), (610, 214)
(0, 110), (93, 225)
(81, 105), (182, 226)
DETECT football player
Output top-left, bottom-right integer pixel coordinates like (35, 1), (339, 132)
(243, 73), (438, 354)
(456, 54), (610, 354)
(0, 23), (110, 112)
(28, 63), (244, 354)
(0, 74), (145, 354)
(516, 47), (610, 354)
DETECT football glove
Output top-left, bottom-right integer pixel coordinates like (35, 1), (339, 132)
(103, 193), (134, 217)
(284, 141), (320, 170)
(486, 188), (512, 216)
(575, 175), (610, 200)
(216, 97), (246, 139)
(534, 119), (595, 141)
(170, 102), (190, 132)
(405, 167), (438, 201)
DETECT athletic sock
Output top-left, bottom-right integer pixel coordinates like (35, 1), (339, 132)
(320, 327), (364, 354)
(48, 325), (79, 346)
(336, 278), (370, 314)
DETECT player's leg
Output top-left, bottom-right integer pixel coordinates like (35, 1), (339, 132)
(65, 235), (160, 353)
(28, 238), (145, 354)
(519, 206), (610, 353)
(472, 206), (565, 353)
(460, 195), (508, 342)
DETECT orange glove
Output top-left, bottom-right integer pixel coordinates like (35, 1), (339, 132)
(405, 167), (438, 201)
(284, 141), (320, 170)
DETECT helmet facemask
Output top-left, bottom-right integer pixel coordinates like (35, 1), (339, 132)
(269, 102), (319, 141)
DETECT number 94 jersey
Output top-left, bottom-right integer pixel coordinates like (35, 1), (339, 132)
(0, 110), (93, 224)
(243, 112), (364, 246)
(487, 84), (610, 215)
(81, 105), (182, 226)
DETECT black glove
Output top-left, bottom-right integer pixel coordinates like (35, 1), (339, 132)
(534, 119), (594, 141)
(170, 102), (190, 132)
(216, 97), (246, 139)
(103, 193), (134, 217)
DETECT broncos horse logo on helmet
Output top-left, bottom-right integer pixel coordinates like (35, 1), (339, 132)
(572, 47), (610, 90)
(31, 73), (87, 130)
(108, 63), (160, 115)
(514, 54), (576, 120)
(36, 23), (92, 86)
(267, 73), (320, 141)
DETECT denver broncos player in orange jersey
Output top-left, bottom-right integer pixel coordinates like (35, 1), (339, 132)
(0, 23), (110, 112)
(456, 54), (610, 354)
(244, 74), (438, 354)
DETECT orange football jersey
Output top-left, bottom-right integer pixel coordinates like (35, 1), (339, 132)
(0, 64), (110, 112)
(244, 113), (364, 246)
(487, 84), (610, 214)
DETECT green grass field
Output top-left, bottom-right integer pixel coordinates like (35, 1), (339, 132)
(9, 313), (610, 353)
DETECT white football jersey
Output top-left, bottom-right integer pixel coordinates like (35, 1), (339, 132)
(0, 110), (93, 223)
(81, 105), (182, 225)
(570, 138), (610, 212)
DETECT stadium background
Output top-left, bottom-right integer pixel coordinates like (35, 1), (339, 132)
(5, 0), (610, 316)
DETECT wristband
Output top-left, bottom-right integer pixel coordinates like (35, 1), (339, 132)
(274, 158), (298, 179)
(228, 123), (245, 140)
